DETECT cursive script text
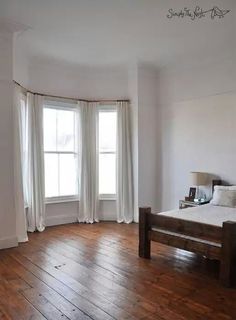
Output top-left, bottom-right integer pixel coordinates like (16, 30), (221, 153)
(167, 6), (230, 20)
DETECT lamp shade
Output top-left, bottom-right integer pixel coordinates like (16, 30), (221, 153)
(190, 172), (208, 186)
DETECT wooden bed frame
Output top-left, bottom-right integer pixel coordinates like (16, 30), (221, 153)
(139, 184), (236, 287)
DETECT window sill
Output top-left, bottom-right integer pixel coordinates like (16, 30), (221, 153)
(99, 194), (116, 201)
(45, 197), (79, 205)
(45, 197), (116, 205)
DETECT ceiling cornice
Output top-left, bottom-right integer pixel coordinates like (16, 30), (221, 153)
(0, 19), (30, 34)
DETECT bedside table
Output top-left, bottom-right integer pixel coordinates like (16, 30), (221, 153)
(179, 200), (210, 209)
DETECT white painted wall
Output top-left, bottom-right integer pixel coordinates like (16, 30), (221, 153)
(28, 60), (129, 100)
(128, 64), (161, 221)
(137, 66), (161, 214)
(45, 200), (117, 226)
(158, 57), (236, 211)
(128, 65), (139, 221)
(0, 31), (17, 249)
(13, 33), (29, 88)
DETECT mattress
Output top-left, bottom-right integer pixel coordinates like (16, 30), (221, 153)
(157, 204), (236, 227)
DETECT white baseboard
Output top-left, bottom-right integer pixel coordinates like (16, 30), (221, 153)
(46, 215), (78, 227)
(45, 214), (118, 227)
(0, 236), (18, 250)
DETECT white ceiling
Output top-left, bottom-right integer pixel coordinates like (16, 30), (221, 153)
(1, 0), (235, 68)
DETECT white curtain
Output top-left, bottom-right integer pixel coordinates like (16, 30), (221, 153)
(78, 101), (99, 223)
(27, 93), (45, 232)
(116, 101), (134, 223)
(13, 85), (28, 242)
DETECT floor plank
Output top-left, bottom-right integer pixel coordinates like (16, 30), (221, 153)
(0, 222), (235, 320)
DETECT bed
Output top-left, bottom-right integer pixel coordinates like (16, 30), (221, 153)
(139, 193), (236, 287)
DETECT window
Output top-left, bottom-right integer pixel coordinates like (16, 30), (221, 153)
(43, 104), (78, 199)
(43, 102), (117, 201)
(99, 108), (117, 197)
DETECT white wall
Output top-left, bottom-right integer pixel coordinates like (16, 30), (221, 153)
(128, 64), (160, 221)
(158, 57), (236, 211)
(128, 65), (139, 221)
(137, 66), (161, 213)
(45, 200), (117, 226)
(0, 31), (17, 249)
(28, 60), (129, 100)
(13, 33), (29, 88)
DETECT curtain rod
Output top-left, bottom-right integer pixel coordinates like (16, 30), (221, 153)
(13, 80), (130, 103)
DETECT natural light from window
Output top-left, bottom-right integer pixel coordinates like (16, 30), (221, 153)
(43, 106), (78, 198)
(99, 110), (117, 196)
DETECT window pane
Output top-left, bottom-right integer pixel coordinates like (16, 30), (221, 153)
(99, 111), (117, 152)
(57, 109), (75, 152)
(44, 108), (57, 151)
(99, 154), (116, 194)
(45, 153), (59, 197)
(59, 154), (77, 196)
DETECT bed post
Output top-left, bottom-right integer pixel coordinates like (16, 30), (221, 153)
(139, 207), (151, 259)
(220, 221), (236, 287)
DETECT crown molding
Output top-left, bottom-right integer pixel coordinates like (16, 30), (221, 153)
(0, 19), (30, 34)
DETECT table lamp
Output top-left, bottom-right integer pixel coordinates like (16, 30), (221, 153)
(190, 172), (208, 202)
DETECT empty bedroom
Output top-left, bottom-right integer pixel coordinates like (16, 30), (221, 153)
(0, 0), (236, 319)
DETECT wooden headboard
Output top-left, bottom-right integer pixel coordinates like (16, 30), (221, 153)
(212, 179), (222, 194)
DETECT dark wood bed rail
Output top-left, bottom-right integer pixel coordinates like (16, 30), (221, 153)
(139, 207), (236, 287)
(149, 213), (222, 242)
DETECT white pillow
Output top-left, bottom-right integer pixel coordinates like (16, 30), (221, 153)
(210, 186), (236, 207)
(214, 185), (236, 191)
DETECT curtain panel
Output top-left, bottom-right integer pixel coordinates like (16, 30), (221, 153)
(116, 101), (134, 223)
(78, 101), (99, 223)
(13, 85), (28, 242)
(27, 93), (45, 232)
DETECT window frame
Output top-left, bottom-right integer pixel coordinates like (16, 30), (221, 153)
(98, 104), (117, 200)
(43, 100), (79, 203)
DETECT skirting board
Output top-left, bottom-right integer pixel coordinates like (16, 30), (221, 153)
(46, 215), (78, 227)
(45, 214), (117, 227)
(0, 236), (18, 250)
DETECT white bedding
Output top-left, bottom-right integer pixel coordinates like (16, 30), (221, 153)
(157, 204), (236, 227)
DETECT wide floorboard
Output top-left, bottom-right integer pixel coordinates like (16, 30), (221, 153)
(0, 222), (235, 320)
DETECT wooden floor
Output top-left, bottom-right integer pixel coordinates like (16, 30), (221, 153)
(0, 223), (235, 320)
